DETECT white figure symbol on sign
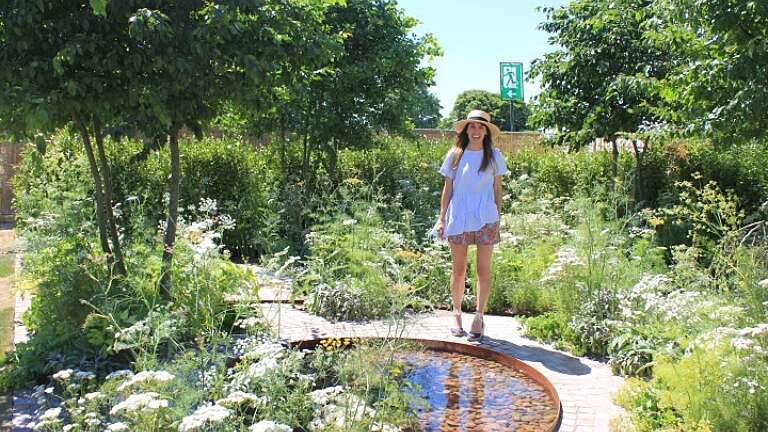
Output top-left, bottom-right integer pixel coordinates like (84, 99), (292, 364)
(503, 66), (517, 90)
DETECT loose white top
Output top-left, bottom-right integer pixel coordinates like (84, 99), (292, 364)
(438, 148), (509, 236)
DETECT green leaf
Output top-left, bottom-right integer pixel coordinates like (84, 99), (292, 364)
(25, 106), (49, 131)
(89, 0), (108, 17)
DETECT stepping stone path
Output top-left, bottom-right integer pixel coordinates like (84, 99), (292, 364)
(11, 262), (627, 431)
(253, 265), (626, 432)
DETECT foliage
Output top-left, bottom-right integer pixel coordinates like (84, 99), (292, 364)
(618, 339), (768, 432)
(408, 88), (442, 129)
(530, 0), (670, 148)
(0, 0), (341, 292)
(9, 179), (254, 384)
(296, 197), (450, 321)
(505, 148), (634, 200)
(651, 0), (768, 141)
(262, 0), (442, 186)
(22, 336), (418, 431)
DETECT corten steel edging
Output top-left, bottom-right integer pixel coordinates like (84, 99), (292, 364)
(293, 337), (562, 432)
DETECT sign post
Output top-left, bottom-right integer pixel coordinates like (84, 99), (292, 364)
(500, 62), (524, 131)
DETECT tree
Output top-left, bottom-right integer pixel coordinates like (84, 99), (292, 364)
(298, 0), (440, 177)
(116, 2), (334, 294)
(247, 0), (441, 248)
(0, 0), (336, 295)
(529, 0), (670, 149)
(0, 1), (139, 275)
(447, 89), (528, 131)
(408, 88), (442, 129)
(651, 0), (768, 141)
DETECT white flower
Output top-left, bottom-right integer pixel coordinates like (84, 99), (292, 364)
(247, 357), (280, 378)
(235, 317), (260, 329)
(178, 404), (231, 432)
(84, 391), (103, 401)
(540, 246), (583, 282)
(499, 232), (522, 244)
(106, 423), (130, 431)
(62, 425), (77, 432)
(241, 342), (285, 362)
(309, 386), (344, 405)
(106, 370), (134, 380)
(110, 392), (169, 414)
(732, 337), (754, 350)
(249, 420), (292, 432)
(53, 369), (74, 380)
(117, 371), (175, 391)
(309, 394), (376, 431)
(342, 219), (357, 226)
(40, 407), (62, 421)
(739, 323), (768, 338)
(75, 371), (96, 380)
(198, 198), (218, 214)
(758, 279), (768, 288)
(216, 391), (264, 407)
(44, 387), (54, 394)
(371, 423), (400, 432)
(85, 418), (101, 426)
(114, 321), (150, 342)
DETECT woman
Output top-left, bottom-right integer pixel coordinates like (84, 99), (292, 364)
(435, 109), (508, 342)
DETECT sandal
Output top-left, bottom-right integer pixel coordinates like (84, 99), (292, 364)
(467, 314), (484, 342)
(450, 310), (466, 337)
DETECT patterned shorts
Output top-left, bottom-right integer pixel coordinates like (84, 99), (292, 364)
(447, 222), (501, 246)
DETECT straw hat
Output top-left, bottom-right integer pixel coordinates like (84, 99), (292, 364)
(454, 109), (501, 140)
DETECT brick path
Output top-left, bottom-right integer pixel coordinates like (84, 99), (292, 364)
(256, 267), (626, 432)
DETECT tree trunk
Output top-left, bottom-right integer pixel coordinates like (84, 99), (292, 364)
(160, 129), (181, 298)
(279, 116), (288, 175)
(610, 136), (619, 180)
(301, 132), (311, 203)
(326, 137), (338, 185)
(631, 139), (644, 205)
(93, 116), (127, 275)
(74, 113), (113, 266)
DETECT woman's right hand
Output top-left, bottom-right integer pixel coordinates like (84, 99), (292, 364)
(435, 219), (445, 239)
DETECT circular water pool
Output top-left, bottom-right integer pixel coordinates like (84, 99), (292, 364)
(396, 348), (559, 431)
(296, 338), (561, 432)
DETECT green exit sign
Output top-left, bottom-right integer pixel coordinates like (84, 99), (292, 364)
(500, 62), (524, 101)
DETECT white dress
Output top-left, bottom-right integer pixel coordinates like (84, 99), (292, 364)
(438, 148), (509, 237)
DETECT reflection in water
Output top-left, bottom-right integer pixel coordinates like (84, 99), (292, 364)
(397, 350), (557, 432)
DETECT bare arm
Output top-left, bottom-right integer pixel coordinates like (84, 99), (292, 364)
(493, 175), (503, 216)
(437, 177), (453, 237)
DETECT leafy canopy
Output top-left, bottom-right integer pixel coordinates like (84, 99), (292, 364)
(529, 0), (670, 147)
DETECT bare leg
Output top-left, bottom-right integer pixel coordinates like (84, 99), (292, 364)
(472, 244), (494, 333)
(450, 243), (469, 329)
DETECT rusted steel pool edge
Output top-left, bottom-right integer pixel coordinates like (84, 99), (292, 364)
(294, 337), (563, 432)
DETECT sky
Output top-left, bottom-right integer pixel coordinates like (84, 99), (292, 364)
(396, 0), (569, 117)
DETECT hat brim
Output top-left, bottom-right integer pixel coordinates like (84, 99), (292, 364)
(454, 119), (501, 140)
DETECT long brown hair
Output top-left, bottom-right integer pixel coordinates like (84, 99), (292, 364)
(451, 123), (495, 173)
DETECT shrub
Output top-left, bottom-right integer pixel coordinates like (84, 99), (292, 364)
(110, 137), (274, 260)
(297, 198), (440, 321)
